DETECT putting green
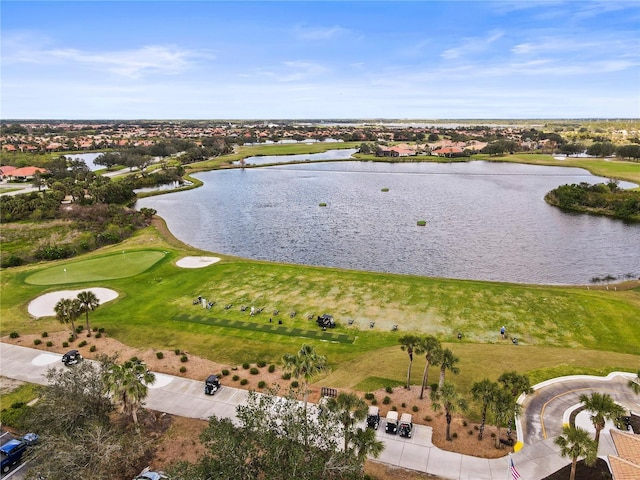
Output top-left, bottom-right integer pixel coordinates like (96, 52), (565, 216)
(25, 250), (166, 285)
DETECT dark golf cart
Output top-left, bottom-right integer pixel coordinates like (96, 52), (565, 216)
(399, 413), (413, 438)
(316, 314), (336, 329)
(367, 406), (380, 430)
(61, 349), (82, 366)
(204, 374), (221, 395)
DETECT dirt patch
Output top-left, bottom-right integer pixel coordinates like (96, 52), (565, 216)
(2, 331), (510, 460)
(0, 376), (25, 395)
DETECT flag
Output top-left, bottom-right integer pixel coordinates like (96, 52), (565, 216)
(510, 458), (521, 480)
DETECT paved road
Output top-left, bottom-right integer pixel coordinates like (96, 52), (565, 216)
(1, 343), (637, 480)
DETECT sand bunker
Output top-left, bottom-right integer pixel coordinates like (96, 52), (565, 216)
(176, 256), (220, 268)
(28, 287), (119, 318)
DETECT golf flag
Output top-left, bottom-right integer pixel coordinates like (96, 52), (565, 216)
(510, 457), (521, 480)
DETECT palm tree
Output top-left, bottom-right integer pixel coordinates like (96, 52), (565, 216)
(578, 392), (625, 449)
(430, 381), (468, 441)
(436, 348), (460, 390)
(628, 370), (640, 395)
(498, 371), (533, 442)
(55, 297), (81, 339)
(418, 335), (441, 399)
(103, 359), (155, 425)
(351, 426), (384, 461)
(327, 392), (368, 452)
(490, 388), (516, 449)
(77, 290), (100, 336)
(554, 425), (597, 480)
(282, 344), (327, 408)
(399, 335), (423, 390)
(471, 379), (499, 441)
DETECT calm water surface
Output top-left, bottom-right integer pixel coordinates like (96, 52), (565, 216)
(138, 161), (640, 285)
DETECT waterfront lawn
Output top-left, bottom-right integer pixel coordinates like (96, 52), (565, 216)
(1, 224), (639, 392)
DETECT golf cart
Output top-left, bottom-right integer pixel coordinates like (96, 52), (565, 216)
(61, 349), (82, 366)
(204, 374), (221, 395)
(399, 413), (413, 438)
(366, 406), (380, 430)
(316, 314), (336, 329)
(385, 410), (398, 434)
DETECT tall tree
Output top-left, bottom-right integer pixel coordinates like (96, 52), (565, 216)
(103, 359), (155, 425)
(471, 379), (499, 441)
(430, 381), (468, 441)
(54, 297), (81, 339)
(578, 392), (625, 449)
(436, 348), (460, 390)
(77, 290), (100, 336)
(554, 425), (597, 480)
(490, 388), (516, 449)
(418, 335), (441, 399)
(399, 335), (423, 390)
(498, 371), (533, 442)
(327, 392), (368, 452)
(282, 344), (327, 408)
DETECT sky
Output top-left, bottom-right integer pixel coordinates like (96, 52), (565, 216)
(1, 1), (639, 120)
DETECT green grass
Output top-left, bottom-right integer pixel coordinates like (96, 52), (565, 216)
(0, 382), (39, 406)
(25, 250), (166, 285)
(2, 215), (639, 400)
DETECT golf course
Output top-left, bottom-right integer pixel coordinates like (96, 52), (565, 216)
(2, 214), (639, 399)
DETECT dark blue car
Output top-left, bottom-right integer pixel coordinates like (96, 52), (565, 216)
(1, 433), (38, 473)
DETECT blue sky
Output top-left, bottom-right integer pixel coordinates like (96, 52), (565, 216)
(2, 1), (639, 119)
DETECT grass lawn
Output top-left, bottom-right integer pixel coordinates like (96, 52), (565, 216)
(2, 221), (639, 400)
(25, 250), (166, 285)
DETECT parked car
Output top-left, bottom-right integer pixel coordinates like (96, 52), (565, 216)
(204, 374), (221, 395)
(399, 413), (413, 438)
(385, 410), (398, 434)
(1, 433), (38, 473)
(61, 349), (82, 366)
(366, 406), (380, 430)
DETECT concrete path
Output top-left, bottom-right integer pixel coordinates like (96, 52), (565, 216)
(1, 343), (637, 480)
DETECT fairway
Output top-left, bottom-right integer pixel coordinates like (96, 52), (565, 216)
(25, 250), (167, 285)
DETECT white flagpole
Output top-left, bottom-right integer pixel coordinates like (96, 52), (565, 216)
(507, 453), (511, 480)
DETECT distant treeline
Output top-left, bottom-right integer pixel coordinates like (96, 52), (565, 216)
(545, 181), (640, 221)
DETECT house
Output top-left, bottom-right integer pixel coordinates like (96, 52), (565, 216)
(6, 166), (48, 181)
(0, 165), (17, 179)
(431, 146), (465, 157)
(608, 429), (640, 479)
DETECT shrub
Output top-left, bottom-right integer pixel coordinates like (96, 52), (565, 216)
(250, 367), (259, 375)
(89, 345), (96, 352)
(401, 402), (406, 408)
(156, 352), (164, 359)
(257, 360), (267, 368)
(179, 366), (187, 373)
(9, 332), (19, 339)
(33, 339), (42, 345)
(291, 380), (299, 388)
(430, 383), (438, 392)
(180, 355), (188, 363)
(240, 379), (248, 386)
(282, 373), (291, 380)
(222, 369), (230, 376)
(452, 432), (458, 439)
(98, 328), (105, 333)
(46, 341), (53, 347)
(370, 399), (377, 405)
(232, 375), (240, 381)
(385, 386), (393, 394)
(175, 349), (181, 355)
(412, 405), (419, 412)
(68, 336), (75, 343)
(78, 340), (87, 347)
(62, 342), (69, 348)
(424, 415), (432, 422)
(258, 381), (266, 389)
(41, 332), (48, 338)
(391, 406), (397, 411)
(130, 356), (139, 362)
(75, 326), (83, 333)
(462, 420), (468, 427)
(383, 396), (391, 405)
(490, 432), (496, 438)
(95, 332), (102, 339)
(468, 430), (474, 435)
(242, 362), (250, 369)
(364, 392), (375, 400)
(268, 364), (276, 373)
(474, 425), (479, 431)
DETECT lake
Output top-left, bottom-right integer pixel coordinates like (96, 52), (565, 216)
(137, 160), (640, 285)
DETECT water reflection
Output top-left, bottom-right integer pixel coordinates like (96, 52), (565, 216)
(137, 161), (640, 285)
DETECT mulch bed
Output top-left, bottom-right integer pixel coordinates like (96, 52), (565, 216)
(543, 458), (612, 480)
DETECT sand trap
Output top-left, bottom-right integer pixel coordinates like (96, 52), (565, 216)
(28, 287), (119, 318)
(176, 256), (220, 268)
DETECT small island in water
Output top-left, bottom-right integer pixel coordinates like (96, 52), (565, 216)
(545, 181), (640, 221)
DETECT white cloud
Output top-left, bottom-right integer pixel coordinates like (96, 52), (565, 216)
(293, 24), (349, 41)
(441, 31), (504, 60)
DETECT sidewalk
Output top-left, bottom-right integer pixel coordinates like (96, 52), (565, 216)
(6, 343), (631, 480)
